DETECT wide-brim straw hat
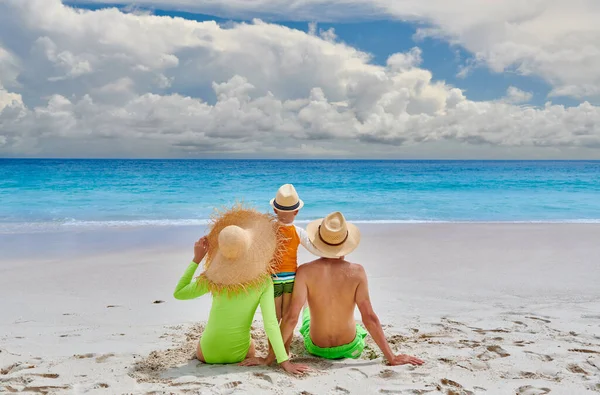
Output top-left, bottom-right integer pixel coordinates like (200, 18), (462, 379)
(270, 183), (304, 211)
(197, 204), (284, 294)
(306, 211), (360, 258)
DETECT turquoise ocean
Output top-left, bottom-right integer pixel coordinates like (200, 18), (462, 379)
(1, 159), (600, 234)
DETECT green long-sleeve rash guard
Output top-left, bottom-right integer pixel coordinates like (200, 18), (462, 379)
(173, 262), (289, 364)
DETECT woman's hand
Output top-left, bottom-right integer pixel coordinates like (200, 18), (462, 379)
(193, 236), (209, 264)
(280, 360), (310, 375)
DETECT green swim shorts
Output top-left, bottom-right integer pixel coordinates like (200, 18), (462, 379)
(273, 281), (294, 297)
(299, 308), (367, 360)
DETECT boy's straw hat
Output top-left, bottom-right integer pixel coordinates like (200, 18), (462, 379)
(198, 204), (284, 294)
(270, 184), (304, 211)
(306, 212), (360, 258)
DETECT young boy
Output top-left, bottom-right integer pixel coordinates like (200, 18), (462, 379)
(269, 184), (321, 323)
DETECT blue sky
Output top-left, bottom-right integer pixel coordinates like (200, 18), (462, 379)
(67, 2), (577, 108)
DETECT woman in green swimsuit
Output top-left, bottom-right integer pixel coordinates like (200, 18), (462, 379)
(173, 206), (308, 375)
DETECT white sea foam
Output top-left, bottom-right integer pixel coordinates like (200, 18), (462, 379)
(0, 219), (210, 234)
(2, 218), (600, 234)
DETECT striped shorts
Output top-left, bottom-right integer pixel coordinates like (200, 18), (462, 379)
(272, 272), (295, 298)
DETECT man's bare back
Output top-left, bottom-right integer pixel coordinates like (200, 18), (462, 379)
(299, 258), (365, 347)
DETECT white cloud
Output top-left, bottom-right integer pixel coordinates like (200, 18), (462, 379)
(0, 84), (24, 112)
(0, 46), (20, 89)
(0, 0), (600, 158)
(36, 37), (93, 81)
(503, 86), (533, 104)
(408, 0), (600, 101)
(69, 0), (600, 101)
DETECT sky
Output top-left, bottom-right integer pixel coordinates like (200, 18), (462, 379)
(1, 0), (600, 159)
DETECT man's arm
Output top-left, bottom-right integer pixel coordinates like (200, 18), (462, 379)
(265, 266), (308, 364)
(355, 265), (424, 366)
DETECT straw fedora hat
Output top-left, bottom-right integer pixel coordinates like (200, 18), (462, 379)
(197, 204), (284, 294)
(306, 212), (360, 258)
(270, 184), (304, 211)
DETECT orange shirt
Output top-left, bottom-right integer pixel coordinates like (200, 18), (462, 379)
(275, 224), (300, 273)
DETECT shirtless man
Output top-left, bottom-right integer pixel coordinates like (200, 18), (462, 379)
(246, 211), (424, 366)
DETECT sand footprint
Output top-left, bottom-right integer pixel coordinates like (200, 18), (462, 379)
(30, 373), (59, 379)
(332, 385), (350, 394)
(471, 327), (510, 335)
(220, 380), (242, 394)
(441, 378), (462, 388)
(512, 371), (560, 382)
(525, 316), (552, 324)
(1, 362), (36, 375)
(458, 340), (482, 349)
(581, 314), (600, 320)
(519, 372), (541, 379)
(437, 378), (475, 395)
(569, 348), (600, 355)
(378, 369), (399, 379)
(438, 357), (458, 368)
(487, 345), (510, 357)
(513, 340), (534, 347)
(22, 385), (72, 393)
(73, 353), (96, 359)
(524, 351), (553, 362)
(477, 345), (510, 361)
(349, 367), (368, 379)
(95, 353), (116, 363)
(515, 385), (551, 395)
(567, 363), (589, 375)
(587, 357), (600, 371)
(457, 359), (489, 371)
(252, 372), (273, 384)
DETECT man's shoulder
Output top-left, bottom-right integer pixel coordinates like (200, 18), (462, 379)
(296, 258), (332, 272)
(337, 259), (364, 269)
(300, 259), (365, 273)
(346, 261), (366, 276)
(297, 259), (321, 271)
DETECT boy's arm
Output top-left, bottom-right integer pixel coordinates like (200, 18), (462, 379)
(355, 265), (424, 366)
(295, 225), (324, 257)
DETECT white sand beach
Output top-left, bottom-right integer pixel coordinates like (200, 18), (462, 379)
(1, 224), (599, 394)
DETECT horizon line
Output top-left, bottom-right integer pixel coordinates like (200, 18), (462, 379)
(1, 157), (600, 162)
